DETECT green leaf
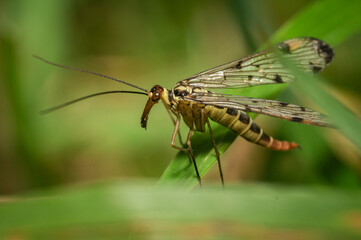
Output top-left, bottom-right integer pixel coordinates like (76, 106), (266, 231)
(1, 182), (361, 239)
(0, 0), (72, 188)
(281, 58), (361, 150)
(158, 0), (361, 188)
(271, 0), (361, 46)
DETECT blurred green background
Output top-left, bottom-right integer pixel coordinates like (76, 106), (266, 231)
(1, 0), (361, 238)
(1, 0), (360, 193)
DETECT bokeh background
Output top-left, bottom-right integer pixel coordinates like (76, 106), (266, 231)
(1, 0), (360, 194)
(1, 0), (361, 239)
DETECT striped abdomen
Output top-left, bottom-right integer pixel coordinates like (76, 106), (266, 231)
(204, 105), (298, 151)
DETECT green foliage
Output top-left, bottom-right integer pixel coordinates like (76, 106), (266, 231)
(271, 0), (361, 45)
(159, 0), (361, 188)
(1, 0), (361, 238)
(1, 182), (361, 239)
(282, 59), (361, 150)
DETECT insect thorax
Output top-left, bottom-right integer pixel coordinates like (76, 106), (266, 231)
(168, 83), (208, 104)
(165, 83), (209, 131)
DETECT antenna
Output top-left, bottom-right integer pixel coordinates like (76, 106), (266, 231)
(41, 90), (147, 114)
(34, 55), (148, 92)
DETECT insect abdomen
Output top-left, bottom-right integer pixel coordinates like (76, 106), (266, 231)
(205, 106), (298, 151)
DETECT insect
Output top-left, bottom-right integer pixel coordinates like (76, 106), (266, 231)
(37, 37), (334, 187)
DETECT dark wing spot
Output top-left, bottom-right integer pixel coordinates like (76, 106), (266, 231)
(235, 60), (243, 69)
(309, 61), (323, 73)
(239, 112), (250, 124)
(280, 102), (289, 107)
(244, 106), (252, 112)
(252, 100), (258, 103)
(292, 117), (303, 123)
(278, 42), (291, 54)
(300, 107), (306, 112)
(250, 122), (261, 134)
(312, 66), (322, 73)
(274, 74), (283, 83)
(317, 41), (334, 65)
(226, 108), (238, 116)
(215, 105), (224, 110)
(248, 75), (253, 81)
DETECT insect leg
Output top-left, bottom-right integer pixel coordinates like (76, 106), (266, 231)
(162, 102), (185, 146)
(170, 114), (196, 166)
(186, 129), (202, 186)
(169, 115), (201, 186)
(170, 114), (189, 152)
(202, 109), (224, 187)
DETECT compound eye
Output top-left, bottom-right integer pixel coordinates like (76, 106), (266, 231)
(151, 87), (156, 92)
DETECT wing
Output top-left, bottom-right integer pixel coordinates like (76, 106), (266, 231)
(180, 37), (334, 89)
(185, 92), (329, 127)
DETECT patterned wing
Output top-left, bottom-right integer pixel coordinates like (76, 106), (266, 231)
(180, 37), (334, 88)
(185, 92), (329, 127)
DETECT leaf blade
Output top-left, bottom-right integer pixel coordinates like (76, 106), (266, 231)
(158, 0), (361, 188)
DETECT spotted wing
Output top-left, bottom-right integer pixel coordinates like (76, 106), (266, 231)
(180, 37), (334, 89)
(186, 92), (329, 127)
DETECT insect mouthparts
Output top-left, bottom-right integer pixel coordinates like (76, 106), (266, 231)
(40, 37), (334, 188)
(141, 98), (158, 129)
(141, 115), (148, 129)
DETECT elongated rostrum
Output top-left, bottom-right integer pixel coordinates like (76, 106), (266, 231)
(38, 37), (334, 187)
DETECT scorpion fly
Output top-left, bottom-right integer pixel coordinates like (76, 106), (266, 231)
(37, 37), (334, 187)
